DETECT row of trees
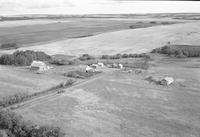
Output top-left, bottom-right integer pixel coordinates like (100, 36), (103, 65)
(151, 45), (200, 58)
(0, 50), (51, 66)
(0, 79), (75, 108)
(0, 110), (65, 137)
(101, 53), (150, 60)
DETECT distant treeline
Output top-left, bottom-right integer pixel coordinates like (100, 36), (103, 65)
(101, 53), (150, 59)
(0, 110), (65, 137)
(151, 45), (200, 58)
(0, 43), (18, 50)
(0, 50), (51, 66)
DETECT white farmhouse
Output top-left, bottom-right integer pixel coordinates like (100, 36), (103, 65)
(30, 61), (49, 72)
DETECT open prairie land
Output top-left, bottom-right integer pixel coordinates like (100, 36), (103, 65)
(1, 20), (200, 56)
(0, 18), (179, 48)
(14, 57), (200, 137)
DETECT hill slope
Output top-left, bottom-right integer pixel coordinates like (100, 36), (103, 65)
(1, 22), (200, 56)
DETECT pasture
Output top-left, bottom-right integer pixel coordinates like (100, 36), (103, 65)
(1, 21), (200, 56)
(0, 18), (177, 47)
(14, 56), (200, 137)
(0, 65), (72, 100)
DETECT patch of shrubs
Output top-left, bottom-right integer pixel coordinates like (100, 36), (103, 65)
(0, 43), (18, 50)
(0, 50), (52, 66)
(52, 79), (75, 89)
(101, 53), (150, 59)
(0, 79), (75, 108)
(0, 93), (29, 107)
(64, 71), (101, 79)
(49, 59), (74, 65)
(78, 54), (95, 61)
(0, 110), (65, 137)
(151, 45), (200, 58)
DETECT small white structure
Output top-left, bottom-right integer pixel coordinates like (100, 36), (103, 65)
(86, 65), (95, 72)
(112, 63), (118, 68)
(91, 64), (98, 69)
(98, 62), (104, 67)
(160, 77), (174, 85)
(30, 61), (49, 72)
(118, 64), (123, 69)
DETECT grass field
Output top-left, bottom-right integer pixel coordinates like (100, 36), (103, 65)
(14, 56), (200, 137)
(1, 21), (200, 56)
(0, 65), (72, 100)
(0, 18), (178, 47)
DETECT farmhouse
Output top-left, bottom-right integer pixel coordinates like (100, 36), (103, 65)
(30, 61), (49, 72)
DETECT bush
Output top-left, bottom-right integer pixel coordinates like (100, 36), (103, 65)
(49, 59), (66, 65)
(0, 93), (29, 107)
(0, 43), (18, 50)
(101, 53), (150, 60)
(50, 59), (75, 66)
(151, 45), (200, 58)
(51, 79), (75, 90)
(0, 50), (51, 66)
(64, 71), (101, 79)
(78, 54), (95, 61)
(0, 110), (65, 137)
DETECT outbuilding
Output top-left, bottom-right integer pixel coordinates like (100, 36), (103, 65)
(98, 62), (104, 67)
(118, 64), (123, 69)
(86, 65), (95, 72)
(160, 77), (174, 85)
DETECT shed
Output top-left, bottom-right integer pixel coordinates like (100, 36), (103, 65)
(86, 65), (95, 73)
(160, 77), (174, 85)
(98, 62), (104, 67)
(112, 63), (118, 68)
(119, 64), (123, 69)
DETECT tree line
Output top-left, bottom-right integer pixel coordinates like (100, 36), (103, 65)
(151, 45), (200, 58)
(0, 50), (51, 66)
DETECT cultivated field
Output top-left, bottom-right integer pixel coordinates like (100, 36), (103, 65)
(0, 18), (178, 48)
(1, 21), (200, 56)
(14, 56), (200, 137)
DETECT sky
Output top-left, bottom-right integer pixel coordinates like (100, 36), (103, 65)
(0, 0), (200, 15)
